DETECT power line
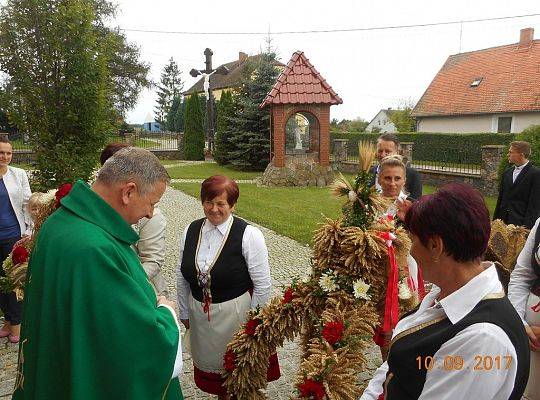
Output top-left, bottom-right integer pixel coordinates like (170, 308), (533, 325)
(121, 12), (540, 36)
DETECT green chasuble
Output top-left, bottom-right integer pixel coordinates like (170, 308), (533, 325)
(13, 181), (183, 400)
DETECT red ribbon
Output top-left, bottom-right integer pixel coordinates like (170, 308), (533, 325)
(378, 232), (399, 335)
(203, 293), (211, 321)
(416, 264), (426, 300)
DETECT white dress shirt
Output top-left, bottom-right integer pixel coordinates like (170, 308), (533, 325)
(508, 217), (540, 325)
(512, 161), (529, 183)
(361, 265), (518, 400)
(176, 214), (271, 320)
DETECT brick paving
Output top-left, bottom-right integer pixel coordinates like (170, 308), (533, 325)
(0, 186), (381, 399)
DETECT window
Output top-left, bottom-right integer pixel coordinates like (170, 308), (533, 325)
(470, 78), (483, 87)
(497, 117), (512, 133)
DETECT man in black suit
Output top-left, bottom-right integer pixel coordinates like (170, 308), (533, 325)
(369, 133), (422, 200)
(494, 141), (540, 229)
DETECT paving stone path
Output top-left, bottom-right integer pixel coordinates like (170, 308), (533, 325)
(0, 186), (381, 399)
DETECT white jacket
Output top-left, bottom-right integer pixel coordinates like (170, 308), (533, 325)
(3, 166), (32, 236)
(132, 207), (168, 296)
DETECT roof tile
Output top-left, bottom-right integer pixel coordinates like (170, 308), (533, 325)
(413, 40), (540, 116)
(261, 51), (343, 107)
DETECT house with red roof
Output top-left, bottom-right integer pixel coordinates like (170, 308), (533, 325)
(184, 52), (285, 100)
(412, 28), (540, 133)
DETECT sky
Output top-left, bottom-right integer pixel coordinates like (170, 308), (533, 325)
(114, 0), (540, 125)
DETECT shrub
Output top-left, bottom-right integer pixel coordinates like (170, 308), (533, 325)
(330, 132), (514, 164)
(183, 94), (205, 160)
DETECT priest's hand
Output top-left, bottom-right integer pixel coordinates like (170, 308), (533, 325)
(180, 319), (190, 329)
(525, 325), (540, 352)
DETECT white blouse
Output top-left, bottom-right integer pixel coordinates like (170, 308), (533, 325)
(508, 217), (540, 324)
(361, 265), (518, 400)
(176, 214), (271, 320)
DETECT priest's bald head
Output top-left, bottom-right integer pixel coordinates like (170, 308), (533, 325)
(93, 147), (170, 224)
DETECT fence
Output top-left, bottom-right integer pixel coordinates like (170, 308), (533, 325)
(332, 139), (505, 196)
(3, 131), (184, 163)
(330, 131), (513, 176)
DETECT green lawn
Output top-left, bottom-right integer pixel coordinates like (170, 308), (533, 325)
(171, 182), (343, 245)
(171, 180), (497, 245)
(160, 159), (185, 166)
(167, 163), (262, 180)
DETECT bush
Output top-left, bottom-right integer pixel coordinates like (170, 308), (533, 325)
(497, 125), (540, 182)
(183, 94), (205, 160)
(330, 132), (514, 164)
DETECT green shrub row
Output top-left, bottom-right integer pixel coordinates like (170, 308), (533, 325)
(330, 132), (515, 164)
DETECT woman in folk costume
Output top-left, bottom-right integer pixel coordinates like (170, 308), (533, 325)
(361, 183), (530, 400)
(508, 216), (540, 400)
(374, 155), (425, 359)
(177, 175), (279, 398)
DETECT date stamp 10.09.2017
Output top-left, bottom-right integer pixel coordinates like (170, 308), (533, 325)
(416, 355), (513, 372)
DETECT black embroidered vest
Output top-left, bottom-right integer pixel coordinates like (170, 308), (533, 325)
(385, 296), (530, 400)
(531, 226), (540, 294)
(181, 216), (252, 303)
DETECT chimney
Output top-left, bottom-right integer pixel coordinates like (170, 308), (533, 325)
(239, 52), (248, 63)
(518, 27), (534, 49)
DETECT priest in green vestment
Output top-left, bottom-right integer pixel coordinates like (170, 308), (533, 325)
(13, 148), (184, 400)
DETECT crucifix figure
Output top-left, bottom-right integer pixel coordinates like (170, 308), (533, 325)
(190, 48), (229, 153)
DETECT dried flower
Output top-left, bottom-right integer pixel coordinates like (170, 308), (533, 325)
(223, 349), (236, 372)
(12, 246), (29, 265)
(322, 320), (345, 346)
(318, 272), (338, 293)
(301, 266), (313, 283)
(298, 378), (325, 400)
(352, 278), (371, 300)
(347, 190), (358, 203)
(282, 287), (294, 304)
(244, 319), (261, 336)
(398, 280), (413, 300)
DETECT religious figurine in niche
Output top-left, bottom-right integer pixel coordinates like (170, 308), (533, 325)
(294, 126), (303, 150)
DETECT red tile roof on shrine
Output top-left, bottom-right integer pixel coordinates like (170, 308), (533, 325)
(412, 39), (540, 117)
(261, 51), (343, 107)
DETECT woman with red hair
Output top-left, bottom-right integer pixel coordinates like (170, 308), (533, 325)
(176, 175), (279, 398)
(361, 183), (530, 400)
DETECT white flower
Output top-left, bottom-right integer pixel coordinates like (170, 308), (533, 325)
(353, 279), (371, 300)
(301, 266), (313, 283)
(347, 190), (358, 203)
(398, 280), (413, 300)
(42, 190), (56, 204)
(319, 273), (338, 293)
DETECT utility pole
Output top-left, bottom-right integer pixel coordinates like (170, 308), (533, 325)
(190, 48), (228, 153)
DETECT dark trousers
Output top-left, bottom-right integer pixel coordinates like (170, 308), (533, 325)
(0, 237), (23, 325)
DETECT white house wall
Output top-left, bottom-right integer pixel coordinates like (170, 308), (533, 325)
(417, 112), (540, 133)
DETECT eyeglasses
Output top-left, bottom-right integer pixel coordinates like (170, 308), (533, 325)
(203, 200), (230, 208)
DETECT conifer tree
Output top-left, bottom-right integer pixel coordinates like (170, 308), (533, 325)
(165, 95), (183, 131)
(213, 91), (236, 165)
(183, 94), (204, 160)
(155, 58), (183, 124)
(228, 52), (279, 170)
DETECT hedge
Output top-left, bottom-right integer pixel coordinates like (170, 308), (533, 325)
(330, 132), (515, 164)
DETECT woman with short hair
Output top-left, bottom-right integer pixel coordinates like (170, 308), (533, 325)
(0, 135), (31, 343)
(176, 175), (279, 398)
(361, 182), (530, 400)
